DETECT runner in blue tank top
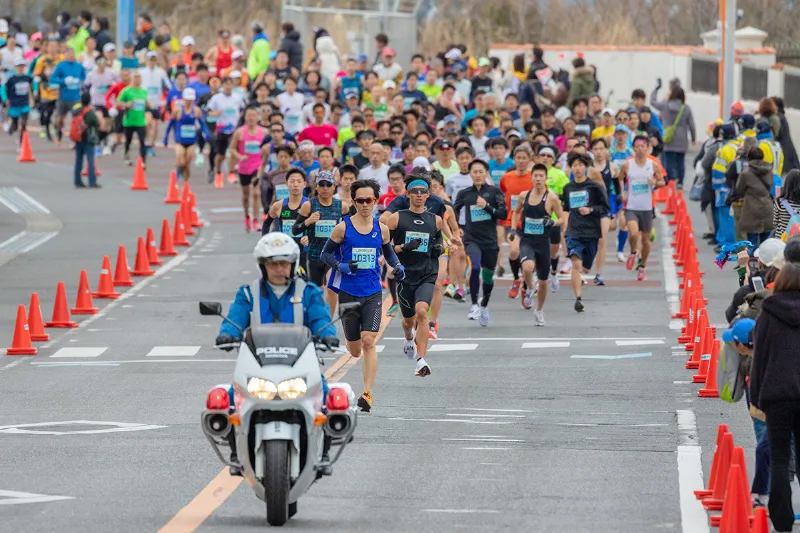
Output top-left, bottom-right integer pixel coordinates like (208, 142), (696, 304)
(320, 178), (405, 413)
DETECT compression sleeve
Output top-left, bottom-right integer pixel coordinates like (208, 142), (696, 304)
(320, 238), (340, 271)
(292, 215), (308, 237)
(261, 215), (275, 235)
(382, 242), (400, 268)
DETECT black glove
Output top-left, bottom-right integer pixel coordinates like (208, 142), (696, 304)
(544, 218), (555, 229)
(507, 229), (517, 241)
(215, 334), (236, 352)
(431, 243), (444, 260)
(392, 264), (406, 281)
(655, 77), (662, 90)
(403, 238), (422, 252)
(321, 336), (340, 349)
(337, 260), (359, 274)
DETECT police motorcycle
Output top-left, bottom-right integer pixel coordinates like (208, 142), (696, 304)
(198, 296), (361, 526)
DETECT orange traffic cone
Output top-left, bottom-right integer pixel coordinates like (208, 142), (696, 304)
(7, 304), (37, 355)
(673, 272), (696, 319)
(214, 172), (224, 189)
(113, 245), (134, 287)
(695, 424), (729, 500)
(17, 131), (36, 163)
(45, 282), (79, 328)
(678, 295), (702, 343)
(181, 180), (192, 203)
(164, 170), (181, 203)
(27, 293), (49, 342)
(92, 256), (121, 298)
(693, 328), (717, 382)
(189, 192), (203, 228)
(130, 157), (148, 190)
(71, 270), (99, 314)
(181, 199), (195, 236)
(146, 227), (163, 266)
(703, 432), (734, 510)
(158, 218), (178, 256)
(131, 236), (155, 276)
(751, 507), (768, 533)
(714, 464), (750, 532)
(699, 339), (721, 398)
(687, 321), (711, 370)
(173, 209), (190, 246)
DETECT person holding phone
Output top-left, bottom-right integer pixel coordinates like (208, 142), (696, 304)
(725, 239), (786, 323)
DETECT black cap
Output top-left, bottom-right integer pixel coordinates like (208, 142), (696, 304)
(437, 140), (453, 150)
(639, 106), (651, 113)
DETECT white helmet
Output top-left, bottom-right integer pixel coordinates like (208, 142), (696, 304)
(254, 232), (301, 278)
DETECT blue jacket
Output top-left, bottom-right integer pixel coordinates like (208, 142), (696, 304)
(50, 60), (86, 102)
(219, 279), (336, 338)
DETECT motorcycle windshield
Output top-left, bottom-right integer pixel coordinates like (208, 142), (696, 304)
(244, 324), (313, 367)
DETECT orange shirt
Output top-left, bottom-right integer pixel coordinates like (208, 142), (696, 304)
(499, 170), (533, 227)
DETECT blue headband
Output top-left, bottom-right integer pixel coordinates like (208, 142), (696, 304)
(407, 179), (429, 190)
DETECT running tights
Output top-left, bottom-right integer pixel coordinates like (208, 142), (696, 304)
(509, 257), (521, 280)
(469, 265), (495, 307)
(39, 102), (55, 140)
(124, 126), (147, 163)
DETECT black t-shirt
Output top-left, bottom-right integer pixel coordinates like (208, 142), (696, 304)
(393, 209), (439, 277)
(452, 184), (507, 247)
(561, 179), (610, 240)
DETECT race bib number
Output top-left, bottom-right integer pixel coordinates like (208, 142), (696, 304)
(286, 113), (300, 130)
(281, 219), (295, 235)
(405, 231), (430, 253)
(96, 84), (109, 96)
(347, 146), (362, 159)
(66, 79), (80, 91)
(315, 219), (336, 238)
(631, 182), (650, 195)
(511, 195), (519, 211)
(223, 107), (238, 118)
(244, 140), (260, 155)
(470, 204), (490, 222)
(132, 99), (146, 111)
(146, 86), (160, 96)
(179, 125), (196, 138)
(14, 82), (29, 95)
(274, 183), (290, 200)
(524, 217), (544, 235)
(352, 247), (377, 269)
(569, 190), (589, 209)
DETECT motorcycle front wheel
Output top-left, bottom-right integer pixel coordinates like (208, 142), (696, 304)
(264, 440), (290, 526)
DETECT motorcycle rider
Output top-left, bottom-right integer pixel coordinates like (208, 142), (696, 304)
(215, 232), (339, 476)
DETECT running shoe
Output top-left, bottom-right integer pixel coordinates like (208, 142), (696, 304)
(454, 287), (465, 302)
(559, 261), (572, 274)
(102, 145), (112, 156)
(95, 146), (103, 157)
(550, 276), (559, 292)
(444, 283), (456, 298)
(244, 217), (251, 233)
(616, 251), (625, 262)
(195, 152), (205, 167)
(533, 309), (545, 326)
(574, 298), (585, 313)
(124, 156), (132, 166)
(428, 326), (438, 340)
(386, 302), (400, 317)
(252, 218), (261, 232)
(495, 265), (506, 278)
(594, 274), (605, 286)
(650, 227), (657, 243)
(415, 358), (431, 377)
(626, 253), (637, 271)
(39, 131), (47, 139)
(467, 304), (480, 320)
(508, 279), (522, 299)
(479, 306), (490, 327)
(146, 146), (156, 157)
(227, 173), (238, 184)
(357, 390), (372, 412)
(381, 280), (388, 289)
(522, 290), (534, 310)
(403, 337), (417, 360)
(637, 267), (646, 281)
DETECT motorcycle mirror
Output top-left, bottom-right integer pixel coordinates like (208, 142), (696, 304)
(338, 302), (362, 317)
(199, 301), (223, 316)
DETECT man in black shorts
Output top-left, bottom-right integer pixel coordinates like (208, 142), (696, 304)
(386, 171), (443, 377)
(452, 159), (507, 327)
(510, 163), (565, 326)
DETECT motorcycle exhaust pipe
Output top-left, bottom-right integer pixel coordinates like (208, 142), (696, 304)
(202, 410), (231, 439)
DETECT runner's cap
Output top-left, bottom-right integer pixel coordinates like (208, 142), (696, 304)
(730, 101), (744, 116)
(123, 40), (135, 48)
(298, 140), (315, 150)
(436, 120), (445, 131)
(639, 105), (651, 114)
(182, 88), (196, 100)
(478, 57), (490, 67)
(181, 35), (195, 47)
(614, 124), (629, 134)
(437, 140), (453, 150)
(219, 30), (231, 38)
(413, 156), (432, 170)
(445, 48), (462, 61)
(601, 107), (614, 115)
(232, 50), (245, 60)
(383, 80), (396, 89)
(357, 53), (368, 62)
(443, 114), (459, 124)
(538, 147), (556, 158)
(316, 170), (335, 184)
(103, 43), (116, 52)
(754, 238), (786, 267)
(722, 318), (755, 345)
(229, 70), (242, 78)
(382, 47), (395, 57)
(31, 32), (43, 41)
(146, 51), (158, 59)
(14, 57), (26, 66)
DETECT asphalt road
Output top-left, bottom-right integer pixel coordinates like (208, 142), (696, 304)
(0, 140), (782, 532)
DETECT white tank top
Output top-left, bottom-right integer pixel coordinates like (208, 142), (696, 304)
(625, 157), (654, 211)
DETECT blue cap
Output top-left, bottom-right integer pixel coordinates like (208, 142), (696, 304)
(357, 53), (368, 62)
(614, 124), (630, 134)
(722, 318), (755, 345)
(443, 114), (459, 124)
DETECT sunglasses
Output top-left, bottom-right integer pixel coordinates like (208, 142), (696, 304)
(391, 130), (403, 135)
(354, 197), (375, 205)
(317, 181), (334, 187)
(408, 188), (428, 195)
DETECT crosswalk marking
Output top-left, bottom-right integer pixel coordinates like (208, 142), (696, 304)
(615, 339), (665, 346)
(147, 346), (201, 357)
(376, 345), (385, 353)
(428, 343), (478, 352)
(50, 347), (107, 358)
(521, 341), (571, 348)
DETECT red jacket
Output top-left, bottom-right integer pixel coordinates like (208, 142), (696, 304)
(105, 81), (130, 109)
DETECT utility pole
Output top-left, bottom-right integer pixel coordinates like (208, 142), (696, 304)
(117, 0), (136, 50)
(719, 0), (736, 119)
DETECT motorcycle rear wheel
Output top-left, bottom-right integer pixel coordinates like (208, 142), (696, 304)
(264, 440), (290, 526)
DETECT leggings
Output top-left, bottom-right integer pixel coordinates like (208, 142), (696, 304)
(9, 114), (28, 142)
(39, 100), (55, 140)
(124, 126), (147, 162)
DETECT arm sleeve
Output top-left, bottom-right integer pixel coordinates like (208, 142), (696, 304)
(320, 238), (340, 271)
(292, 215), (308, 236)
(162, 118), (174, 145)
(382, 241), (400, 268)
(304, 286), (337, 338)
(490, 189), (508, 221)
(219, 285), (253, 337)
(198, 116), (211, 140)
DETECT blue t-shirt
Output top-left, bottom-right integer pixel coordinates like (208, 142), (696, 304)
(338, 75), (363, 102)
(399, 88), (427, 109)
(329, 216), (383, 297)
(489, 157), (514, 184)
(4, 74), (33, 107)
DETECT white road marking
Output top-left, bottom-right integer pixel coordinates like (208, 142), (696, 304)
(461, 447), (513, 451)
(0, 231), (59, 253)
(460, 408), (534, 413)
(0, 187), (51, 213)
(32, 359), (232, 366)
(442, 438), (525, 442)
(676, 410), (710, 533)
(0, 420), (166, 435)
(427, 343), (478, 352)
(615, 339), (665, 346)
(446, 414), (526, 418)
(146, 346), (201, 357)
(571, 353), (652, 360)
(384, 336), (665, 341)
(388, 417), (515, 425)
(422, 509), (501, 514)
(37, 363), (120, 367)
(50, 347), (107, 358)
(209, 207), (244, 213)
(375, 345), (385, 353)
(0, 489), (74, 506)
(521, 341), (571, 348)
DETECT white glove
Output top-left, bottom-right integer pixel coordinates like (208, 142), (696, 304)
(108, 107), (119, 118)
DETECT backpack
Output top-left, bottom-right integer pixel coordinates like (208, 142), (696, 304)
(663, 104), (685, 145)
(718, 340), (746, 403)
(69, 107), (90, 143)
(779, 198), (800, 242)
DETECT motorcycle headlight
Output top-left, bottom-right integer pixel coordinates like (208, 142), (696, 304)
(277, 377), (307, 400)
(246, 377), (277, 400)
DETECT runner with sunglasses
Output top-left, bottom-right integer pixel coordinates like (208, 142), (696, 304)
(321, 179), (405, 412)
(385, 171), (443, 376)
(292, 170), (349, 314)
